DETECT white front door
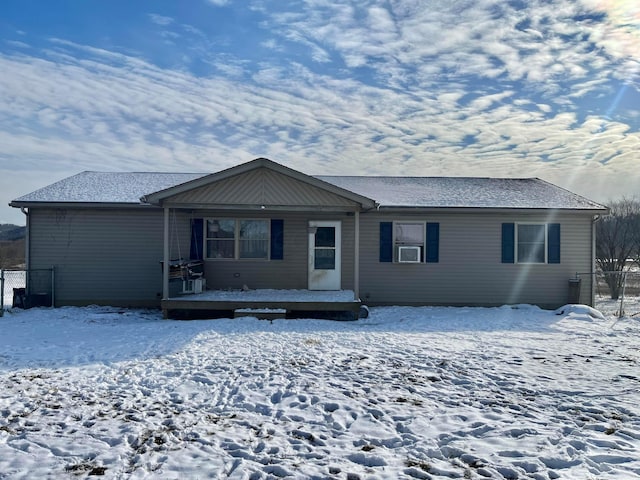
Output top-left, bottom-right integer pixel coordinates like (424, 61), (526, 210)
(308, 220), (341, 290)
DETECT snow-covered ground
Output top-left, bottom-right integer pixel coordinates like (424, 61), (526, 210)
(0, 304), (639, 479)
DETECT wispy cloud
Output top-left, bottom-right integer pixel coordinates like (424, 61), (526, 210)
(0, 0), (639, 223)
(148, 14), (174, 26)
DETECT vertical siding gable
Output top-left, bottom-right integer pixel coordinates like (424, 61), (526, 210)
(164, 168), (358, 207)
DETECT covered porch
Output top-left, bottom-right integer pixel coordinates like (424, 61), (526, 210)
(142, 159), (377, 319)
(162, 289), (362, 320)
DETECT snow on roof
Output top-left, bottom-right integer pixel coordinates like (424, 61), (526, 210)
(12, 171), (206, 204)
(317, 176), (606, 210)
(12, 171), (606, 211)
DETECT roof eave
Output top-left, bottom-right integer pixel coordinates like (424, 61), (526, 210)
(373, 205), (610, 214)
(9, 201), (156, 209)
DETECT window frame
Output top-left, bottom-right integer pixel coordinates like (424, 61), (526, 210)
(515, 222), (547, 264)
(393, 221), (425, 263)
(205, 218), (271, 261)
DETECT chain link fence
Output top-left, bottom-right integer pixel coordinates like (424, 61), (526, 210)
(1, 268), (54, 314)
(577, 270), (640, 318)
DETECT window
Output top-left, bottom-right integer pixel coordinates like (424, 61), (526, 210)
(314, 226), (336, 269)
(502, 222), (560, 264)
(239, 220), (268, 259)
(517, 223), (546, 263)
(379, 221), (439, 263)
(206, 219), (269, 259)
(207, 219), (235, 259)
(394, 222), (424, 262)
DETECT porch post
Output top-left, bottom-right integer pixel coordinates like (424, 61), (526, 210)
(163, 206), (170, 301)
(354, 210), (360, 300)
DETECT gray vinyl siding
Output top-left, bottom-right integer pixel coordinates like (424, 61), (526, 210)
(198, 211), (355, 291)
(27, 207), (182, 307)
(28, 208), (355, 306)
(27, 205), (594, 309)
(359, 211), (594, 309)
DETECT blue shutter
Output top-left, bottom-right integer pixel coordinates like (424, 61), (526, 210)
(379, 222), (393, 262)
(502, 223), (515, 263)
(190, 218), (204, 260)
(426, 222), (439, 263)
(270, 219), (284, 260)
(548, 223), (560, 264)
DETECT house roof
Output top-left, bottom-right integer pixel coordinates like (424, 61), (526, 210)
(10, 160), (608, 211)
(11, 172), (205, 205)
(316, 176), (606, 210)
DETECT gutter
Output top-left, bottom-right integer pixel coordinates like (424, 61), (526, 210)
(10, 201), (157, 210)
(366, 206), (609, 215)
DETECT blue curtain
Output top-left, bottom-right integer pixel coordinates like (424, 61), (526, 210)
(190, 218), (204, 260)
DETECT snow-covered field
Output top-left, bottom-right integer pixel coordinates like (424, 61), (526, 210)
(0, 304), (639, 479)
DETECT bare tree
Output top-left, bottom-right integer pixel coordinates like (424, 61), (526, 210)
(633, 211), (640, 269)
(596, 198), (640, 299)
(0, 239), (25, 269)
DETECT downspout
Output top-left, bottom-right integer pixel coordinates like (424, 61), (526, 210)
(354, 209), (360, 301)
(163, 206), (170, 307)
(591, 214), (601, 307)
(21, 207), (29, 272)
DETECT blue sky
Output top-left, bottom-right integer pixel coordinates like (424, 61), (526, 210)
(1, 0), (639, 224)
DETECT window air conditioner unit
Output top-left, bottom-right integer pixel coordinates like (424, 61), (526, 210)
(398, 246), (421, 263)
(182, 277), (204, 294)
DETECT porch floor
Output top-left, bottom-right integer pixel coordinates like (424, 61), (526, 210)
(162, 289), (361, 320)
